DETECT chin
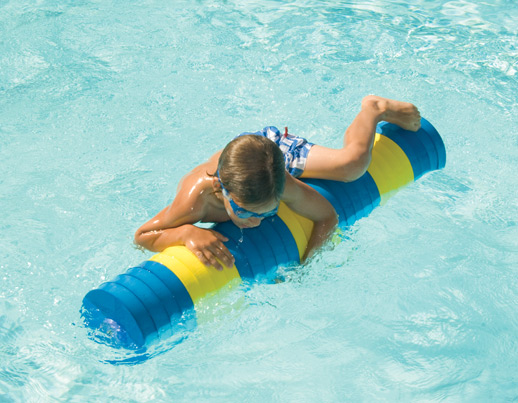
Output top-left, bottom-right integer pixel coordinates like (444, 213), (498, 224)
(235, 222), (254, 229)
(232, 220), (247, 228)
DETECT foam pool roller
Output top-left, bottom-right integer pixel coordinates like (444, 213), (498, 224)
(82, 118), (446, 348)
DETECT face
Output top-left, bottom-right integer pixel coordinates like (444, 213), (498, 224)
(222, 195), (279, 229)
(214, 173), (279, 229)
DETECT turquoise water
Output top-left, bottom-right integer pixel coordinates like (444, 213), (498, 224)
(1, 0), (517, 400)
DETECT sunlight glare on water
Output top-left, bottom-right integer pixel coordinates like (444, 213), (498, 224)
(1, 0), (517, 401)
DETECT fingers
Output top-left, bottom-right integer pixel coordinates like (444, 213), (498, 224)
(207, 230), (234, 268)
(193, 250), (213, 268)
(186, 229), (234, 270)
(192, 245), (235, 271)
(201, 249), (224, 271)
(207, 244), (235, 269)
(193, 249), (224, 271)
(209, 230), (229, 242)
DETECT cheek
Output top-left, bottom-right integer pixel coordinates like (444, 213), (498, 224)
(228, 212), (246, 225)
(223, 199), (236, 218)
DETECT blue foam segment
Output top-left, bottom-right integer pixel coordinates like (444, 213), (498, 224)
(331, 180), (365, 222)
(109, 276), (159, 342)
(363, 173), (382, 210)
(217, 221), (254, 278)
(96, 281), (156, 345)
(411, 129), (436, 175)
(417, 119), (441, 171)
(346, 175), (377, 219)
(138, 261), (193, 313)
(235, 229), (267, 278)
(119, 271), (174, 339)
(257, 217), (294, 267)
(305, 174), (380, 228)
(268, 216), (302, 264)
(335, 182), (358, 226)
(126, 266), (182, 323)
(420, 118), (446, 171)
(244, 226), (278, 277)
(421, 118), (446, 170)
(227, 239), (254, 279)
(417, 129), (437, 174)
(218, 221), (265, 278)
(344, 195), (358, 225)
(83, 287), (145, 347)
(346, 182), (365, 223)
(217, 215), (300, 279)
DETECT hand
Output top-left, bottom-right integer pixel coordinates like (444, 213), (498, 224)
(184, 226), (235, 271)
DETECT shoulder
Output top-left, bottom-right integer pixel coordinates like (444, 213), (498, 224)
(177, 151), (220, 194)
(280, 171), (299, 202)
(281, 172), (320, 203)
(174, 160), (217, 214)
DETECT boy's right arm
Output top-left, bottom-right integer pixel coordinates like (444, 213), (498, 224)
(134, 179), (234, 270)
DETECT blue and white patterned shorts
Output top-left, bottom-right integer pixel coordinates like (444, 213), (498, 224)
(237, 126), (314, 178)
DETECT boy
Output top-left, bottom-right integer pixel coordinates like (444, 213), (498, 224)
(134, 95), (421, 269)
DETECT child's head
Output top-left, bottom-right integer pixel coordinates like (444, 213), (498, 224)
(217, 135), (285, 208)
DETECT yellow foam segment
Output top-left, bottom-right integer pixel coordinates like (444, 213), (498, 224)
(150, 246), (241, 304)
(150, 251), (204, 303)
(368, 133), (414, 204)
(193, 278), (246, 326)
(170, 247), (240, 289)
(277, 202), (314, 260)
(298, 211), (314, 243)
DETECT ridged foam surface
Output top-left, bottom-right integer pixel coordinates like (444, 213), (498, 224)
(82, 118), (446, 348)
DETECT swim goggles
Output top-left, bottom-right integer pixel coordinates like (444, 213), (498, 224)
(217, 170), (278, 219)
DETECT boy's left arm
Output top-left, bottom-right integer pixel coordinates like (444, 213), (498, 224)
(282, 173), (338, 261)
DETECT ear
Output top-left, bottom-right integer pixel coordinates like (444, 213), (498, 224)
(212, 175), (221, 192)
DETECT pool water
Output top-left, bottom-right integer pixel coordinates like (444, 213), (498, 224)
(1, 0), (517, 401)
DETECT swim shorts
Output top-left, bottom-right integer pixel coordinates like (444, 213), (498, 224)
(237, 126), (314, 178)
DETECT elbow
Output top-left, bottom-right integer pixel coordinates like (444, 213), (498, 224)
(134, 228), (154, 251)
(341, 146), (372, 182)
(134, 229), (145, 248)
(342, 158), (370, 182)
(321, 209), (338, 232)
(330, 210), (339, 229)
